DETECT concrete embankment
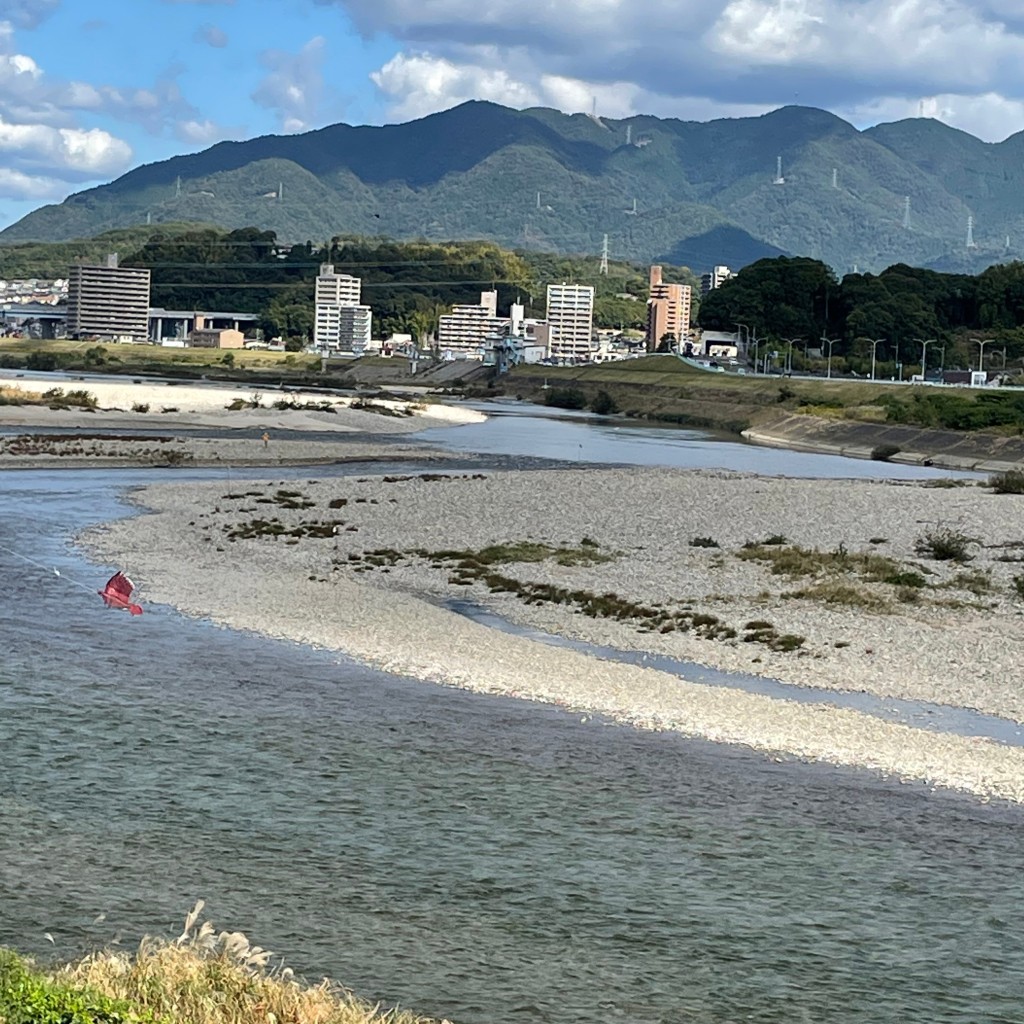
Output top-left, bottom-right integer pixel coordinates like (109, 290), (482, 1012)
(744, 411), (1024, 472)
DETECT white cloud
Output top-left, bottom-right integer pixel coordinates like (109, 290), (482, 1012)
(841, 93), (1024, 143)
(0, 115), (130, 175)
(176, 117), (237, 143)
(0, 165), (66, 198)
(252, 35), (327, 132)
(327, 0), (1024, 140)
(0, 0), (59, 30)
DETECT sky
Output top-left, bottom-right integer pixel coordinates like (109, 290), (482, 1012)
(3, 0), (1024, 229)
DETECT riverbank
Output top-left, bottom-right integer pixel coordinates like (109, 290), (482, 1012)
(0, 376), (485, 468)
(745, 410), (1024, 472)
(83, 464), (1024, 803)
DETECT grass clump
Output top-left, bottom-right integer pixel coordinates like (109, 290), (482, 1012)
(989, 469), (1024, 494)
(690, 536), (720, 548)
(914, 525), (977, 563)
(43, 387), (98, 409)
(430, 540), (612, 569)
(1014, 575), (1024, 600)
(0, 948), (153, 1024)
(785, 581), (891, 611)
(4, 900), (442, 1024)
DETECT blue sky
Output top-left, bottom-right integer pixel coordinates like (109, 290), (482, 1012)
(3, 0), (1024, 231)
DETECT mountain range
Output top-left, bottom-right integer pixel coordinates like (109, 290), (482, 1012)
(3, 101), (1023, 275)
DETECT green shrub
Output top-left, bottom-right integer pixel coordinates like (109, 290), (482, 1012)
(989, 470), (1024, 494)
(544, 387), (587, 410)
(1014, 575), (1024, 599)
(590, 389), (618, 415)
(25, 351), (58, 371)
(0, 949), (151, 1024)
(690, 536), (720, 548)
(914, 525), (977, 563)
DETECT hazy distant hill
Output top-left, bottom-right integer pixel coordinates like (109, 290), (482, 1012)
(3, 101), (1022, 273)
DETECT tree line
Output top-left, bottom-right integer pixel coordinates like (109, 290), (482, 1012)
(698, 256), (1024, 375)
(119, 228), (697, 342)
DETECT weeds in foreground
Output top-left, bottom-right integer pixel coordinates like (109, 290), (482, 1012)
(1, 900), (443, 1024)
(989, 469), (1024, 494)
(914, 525), (978, 563)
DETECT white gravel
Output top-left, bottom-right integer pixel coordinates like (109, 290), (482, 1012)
(82, 465), (1024, 804)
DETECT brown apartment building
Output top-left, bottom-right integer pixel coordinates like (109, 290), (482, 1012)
(645, 265), (692, 352)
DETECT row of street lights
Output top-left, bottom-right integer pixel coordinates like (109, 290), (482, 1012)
(734, 325), (1001, 380)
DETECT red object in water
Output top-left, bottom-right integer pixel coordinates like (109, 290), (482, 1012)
(99, 571), (143, 615)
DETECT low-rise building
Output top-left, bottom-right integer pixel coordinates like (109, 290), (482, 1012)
(190, 323), (245, 349)
(438, 290), (508, 357)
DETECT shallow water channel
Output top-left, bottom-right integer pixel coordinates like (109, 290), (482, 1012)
(1, 448), (1021, 1023)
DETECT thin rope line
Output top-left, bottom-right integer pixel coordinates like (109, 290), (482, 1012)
(0, 541), (100, 595)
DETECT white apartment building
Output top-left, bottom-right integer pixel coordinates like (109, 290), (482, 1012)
(314, 263), (371, 352)
(67, 254), (150, 342)
(437, 290), (507, 357)
(700, 265), (733, 297)
(316, 302), (372, 353)
(545, 283), (595, 361)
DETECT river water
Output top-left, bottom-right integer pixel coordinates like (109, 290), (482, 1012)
(1, 421), (1021, 1024)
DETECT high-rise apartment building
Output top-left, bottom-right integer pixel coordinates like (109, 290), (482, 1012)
(545, 283), (594, 360)
(314, 264), (371, 352)
(700, 265), (733, 297)
(437, 290), (506, 355)
(67, 254), (150, 342)
(645, 265), (692, 352)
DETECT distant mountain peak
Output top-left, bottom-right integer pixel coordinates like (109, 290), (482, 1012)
(1, 101), (1016, 276)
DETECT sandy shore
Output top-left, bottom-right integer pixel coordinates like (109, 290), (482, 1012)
(0, 376), (483, 467)
(81, 464), (1024, 803)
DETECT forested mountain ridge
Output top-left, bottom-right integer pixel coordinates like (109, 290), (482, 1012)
(3, 101), (1023, 274)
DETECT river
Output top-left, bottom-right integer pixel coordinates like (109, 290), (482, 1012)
(0, 418), (1019, 1024)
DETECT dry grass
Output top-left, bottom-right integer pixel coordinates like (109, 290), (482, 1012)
(41, 902), (448, 1024)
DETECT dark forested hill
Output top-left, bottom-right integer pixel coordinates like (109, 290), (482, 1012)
(3, 101), (1022, 274)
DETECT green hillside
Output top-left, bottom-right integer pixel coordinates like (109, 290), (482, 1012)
(2, 101), (1022, 273)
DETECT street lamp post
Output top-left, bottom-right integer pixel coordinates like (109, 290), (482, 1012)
(751, 333), (766, 374)
(735, 322), (748, 353)
(973, 337), (994, 373)
(919, 338), (937, 381)
(782, 337), (802, 375)
(869, 338), (885, 381)
(821, 336), (840, 379)
(939, 344), (946, 376)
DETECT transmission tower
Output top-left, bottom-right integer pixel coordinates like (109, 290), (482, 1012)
(832, 168), (838, 189)
(599, 234), (609, 275)
(626, 124), (632, 145)
(966, 215), (977, 249)
(902, 196), (911, 229)
(175, 176), (181, 198)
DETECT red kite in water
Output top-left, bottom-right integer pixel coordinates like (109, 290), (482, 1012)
(99, 571), (143, 615)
